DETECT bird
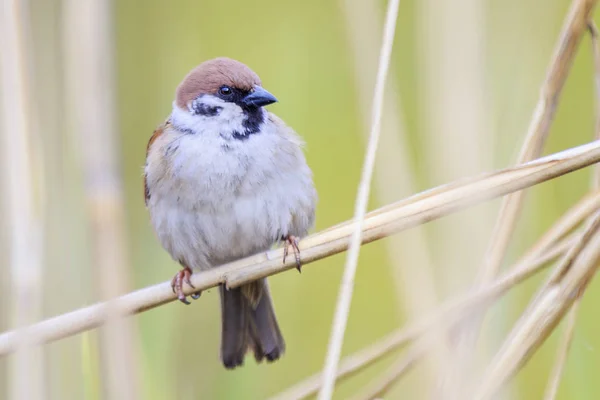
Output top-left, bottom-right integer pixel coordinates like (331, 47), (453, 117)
(144, 57), (317, 369)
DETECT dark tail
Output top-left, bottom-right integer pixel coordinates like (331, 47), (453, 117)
(219, 278), (285, 369)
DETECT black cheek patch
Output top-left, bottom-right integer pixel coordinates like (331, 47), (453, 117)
(192, 102), (222, 117)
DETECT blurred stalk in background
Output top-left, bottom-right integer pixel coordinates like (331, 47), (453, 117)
(1, 1), (45, 399)
(62, 0), (141, 399)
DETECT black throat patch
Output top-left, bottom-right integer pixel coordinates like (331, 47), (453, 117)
(230, 107), (264, 141)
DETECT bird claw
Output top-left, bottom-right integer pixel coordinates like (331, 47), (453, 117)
(171, 266), (201, 304)
(282, 235), (302, 273)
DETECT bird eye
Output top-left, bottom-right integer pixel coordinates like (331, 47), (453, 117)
(219, 86), (233, 96)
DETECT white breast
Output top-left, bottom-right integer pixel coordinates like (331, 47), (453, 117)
(145, 110), (316, 271)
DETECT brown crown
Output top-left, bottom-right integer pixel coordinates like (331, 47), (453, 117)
(175, 57), (262, 109)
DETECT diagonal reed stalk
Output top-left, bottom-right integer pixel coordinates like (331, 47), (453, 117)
(543, 22), (600, 400)
(270, 236), (572, 400)
(543, 298), (580, 400)
(348, 342), (424, 400)
(476, 0), (598, 285)
(319, 201), (600, 399)
(0, 142), (599, 358)
(474, 33), (600, 397)
(474, 210), (600, 399)
(453, 3), (598, 394)
(268, 191), (600, 400)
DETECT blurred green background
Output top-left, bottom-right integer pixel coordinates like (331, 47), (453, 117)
(2, 0), (600, 399)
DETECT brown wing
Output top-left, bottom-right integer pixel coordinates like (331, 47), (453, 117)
(144, 120), (170, 206)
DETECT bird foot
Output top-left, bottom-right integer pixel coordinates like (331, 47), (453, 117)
(171, 266), (201, 304)
(282, 235), (302, 273)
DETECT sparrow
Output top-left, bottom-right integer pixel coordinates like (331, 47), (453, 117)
(144, 57), (317, 369)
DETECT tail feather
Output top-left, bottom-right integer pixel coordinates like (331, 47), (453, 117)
(219, 285), (250, 368)
(219, 279), (285, 369)
(249, 283), (285, 362)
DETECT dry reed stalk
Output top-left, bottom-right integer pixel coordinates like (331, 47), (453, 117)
(349, 342), (423, 400)
(519, 191), (600, 260)
(341, 0), (448, 390)
(378, 211), (599, 399)
(268, 235), (576, 400)
(474, 211), (600, 399)
(337, 196), (600, 399)
(454, 1), (598, 393)
(542, 27), (600, 397)
(477, 0), (597, 285)
(321, 177), (600, 241)
(543, 298), (580, 400)
(227, 143), (600, 287)
(270, 190), (600, 399)
(542, 208), (600, 290)
(346, 241), (582, 400)
(0, 141), (598, 357)
(0, 1), (45, 399)
(318, 1), (401, 398)
(62, 1), (140, 398)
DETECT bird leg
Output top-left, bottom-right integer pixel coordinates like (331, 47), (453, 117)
(171, 266), (201, 304)
(282, 235), (302, 273)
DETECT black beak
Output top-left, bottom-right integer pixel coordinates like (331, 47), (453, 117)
(242, 86), (278, 108)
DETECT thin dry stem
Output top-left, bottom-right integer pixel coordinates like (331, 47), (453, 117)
(349, 344), (423, 400)
(268, 234), (577, 400)
(542, 35), (600, 389)
(0, 1), (45, 398)
(271, 190), (598, 399)
(318, 1), (401, 398)
(542, 52), (600, 390)
(541, 209), (600, 289)
(320, 194), (600, 399)
(475, 211), (600, 399)
(346, 236), (581, 400)
(521, 191), (600, 259)
(0, 142), (599, 357)
(479, 0), (598, 283)
(455, 0), (598, 390)
(530, 54), (600, 391)
(63, 1), (140, 398)
(342, 0), (448, 389)
(543, 299), (580, 400)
